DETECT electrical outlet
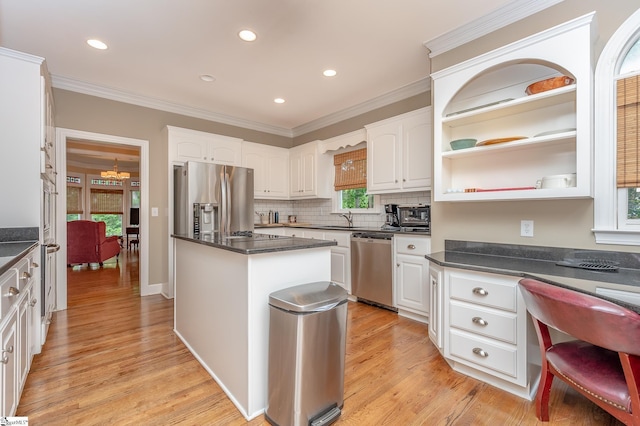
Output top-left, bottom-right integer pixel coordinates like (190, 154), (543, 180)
(521, 220), (534, 237)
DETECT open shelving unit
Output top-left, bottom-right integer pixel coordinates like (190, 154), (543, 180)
(432, 13), (595, 202)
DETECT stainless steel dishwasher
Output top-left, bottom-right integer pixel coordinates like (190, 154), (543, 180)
(350, 232), (396, 311)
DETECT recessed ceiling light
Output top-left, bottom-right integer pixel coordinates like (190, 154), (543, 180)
(238, 29), (257, 42)
(274, 98), (285, 104)
(199, 74), (216, 82)
(87, 39), (108, 50)
(323, 69), (337, 77)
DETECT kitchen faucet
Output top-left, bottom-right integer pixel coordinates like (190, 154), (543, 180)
(340, 211), (353, 228)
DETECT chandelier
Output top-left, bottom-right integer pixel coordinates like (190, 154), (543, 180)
(101, 158), (130, 180)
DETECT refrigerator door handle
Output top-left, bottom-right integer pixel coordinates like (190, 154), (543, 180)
(220, 171), (230, 234)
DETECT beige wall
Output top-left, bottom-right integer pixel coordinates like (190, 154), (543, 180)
(429, 0), (640, 254)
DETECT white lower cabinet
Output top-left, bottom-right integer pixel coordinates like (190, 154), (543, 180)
(394, 235), (430, 323)
(428, 263), (443, 349)
(442, 268), (536, 400)
(0, 247), (38, 416)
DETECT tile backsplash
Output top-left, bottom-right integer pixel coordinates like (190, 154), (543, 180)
(254, 191), (430, 229)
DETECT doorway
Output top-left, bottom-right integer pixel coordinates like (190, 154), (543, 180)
(55, 128), (152, 311)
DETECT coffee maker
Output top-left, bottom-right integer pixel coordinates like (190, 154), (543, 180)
(384, 204), (400, 228)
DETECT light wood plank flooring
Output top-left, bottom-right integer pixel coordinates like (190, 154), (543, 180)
(17, 249), (623, 425)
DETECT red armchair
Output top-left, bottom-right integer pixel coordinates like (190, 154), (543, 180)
(67, 220), (121, 266)
(519, 278), (640, 425)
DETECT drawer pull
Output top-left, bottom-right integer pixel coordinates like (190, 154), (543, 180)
(472, 347), (489, 358)
(407, 244), (416, 250)
(20, 271), (31, 280)
(0, 355), (7, 364)
(4, 345), (14, 354)
(8, 287), (19, 297)
(472, 317), (488, 326)
(30, 298), (37, 307)
(472, 287), (489, 296)
(32, 262), (39, 268)
(47, 243), (61, 254)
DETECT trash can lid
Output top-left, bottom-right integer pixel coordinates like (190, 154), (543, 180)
(269, 281), (348, 313)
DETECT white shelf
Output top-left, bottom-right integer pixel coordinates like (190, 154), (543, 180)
(442, 131), (576, 158)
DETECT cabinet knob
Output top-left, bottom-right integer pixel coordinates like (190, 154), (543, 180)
(32, 262), (39, 268)
(472, 317), (488, 326)
(395, 179), (398, 183)
(0, 356), (7, 365)
(472, 347), (489, 358)
(403, 178), (406, 182)
(20, 271), (31, 280)
(30, 298), (37, 307)
(407, 244), (416, 250)
(4, 345), (14, 354)
(472, 287), (489, 296)
(8, 287), (19, 297)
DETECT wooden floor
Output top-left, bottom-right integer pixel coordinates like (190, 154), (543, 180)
(16, 249), (623, 425)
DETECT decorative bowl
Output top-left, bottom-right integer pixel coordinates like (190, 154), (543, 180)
(450, 138), (477, 150)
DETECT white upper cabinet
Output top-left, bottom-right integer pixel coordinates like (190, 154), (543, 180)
(168, 126), (242, 166)
(432, 13), (595, 202)
(242, 142), (289, 199)
(289, 141), (332, 199)
(366, 107), (432, 194)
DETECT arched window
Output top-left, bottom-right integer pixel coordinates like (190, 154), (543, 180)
(593, 8), (640, 245)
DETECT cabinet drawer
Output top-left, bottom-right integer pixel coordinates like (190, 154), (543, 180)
(449, 329), (518, 378)
(303, 230), (325, 240)
(324, 231), (350, 248)
(449, 271), (517, 312)
(395, 236), (430, 255)
(13, 258), (30, 291)
(0, 270), (18, 320)
(449, 301), (517, 344)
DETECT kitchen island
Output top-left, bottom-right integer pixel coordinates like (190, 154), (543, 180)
(172, 233), (336, 420)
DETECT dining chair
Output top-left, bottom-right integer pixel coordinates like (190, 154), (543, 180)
(518, 278), (640, 425)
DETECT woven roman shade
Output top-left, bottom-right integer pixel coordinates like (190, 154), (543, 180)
(617, 75), (640, 188)
(66, 186), (83, 214)
(90, 189), (123, 214)
(334, 148), (367, 191)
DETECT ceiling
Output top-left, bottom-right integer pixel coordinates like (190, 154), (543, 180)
(0, 0), (526, 137)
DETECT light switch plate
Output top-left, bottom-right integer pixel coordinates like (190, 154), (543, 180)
(152, 207), (159, 217)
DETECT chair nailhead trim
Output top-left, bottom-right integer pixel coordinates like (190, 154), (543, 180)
(556, 370), (628, 412)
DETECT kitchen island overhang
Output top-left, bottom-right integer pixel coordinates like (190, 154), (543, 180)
(172, 233), (337, 420)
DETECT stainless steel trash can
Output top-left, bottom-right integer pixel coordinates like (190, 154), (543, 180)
(266, 281), (348, 426)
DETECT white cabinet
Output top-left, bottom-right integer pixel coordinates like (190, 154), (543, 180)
(443, 268), (535, 399)
(0, 247), (38, 417)
(289, 141), (332, 199)
(253, 227), (286, 236)
(394, 235), (430, 322)
(324, 231), (351, 294)
(428, 263), (443, 349)
(366, 107), (432, 194)
(242, 142), (289, 199)
(432, 13), (594, 202)
(168, 126), (242, 166)
(282, 228), (351, 293)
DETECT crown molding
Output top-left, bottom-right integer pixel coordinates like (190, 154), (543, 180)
(291, 78), (431, 137)
(423, 0), (564, 58)
(51, 75), (295, 138)
(51, 74), (430, 139)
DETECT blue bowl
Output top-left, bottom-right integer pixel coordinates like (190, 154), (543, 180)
(450, 138), (477, 150)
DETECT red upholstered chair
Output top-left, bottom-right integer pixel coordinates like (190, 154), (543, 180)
(518, 278), (640, 425)
(67, 220), (121, 267)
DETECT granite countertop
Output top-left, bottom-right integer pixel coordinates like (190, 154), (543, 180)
(426, 240), (640, 314)
(0, 241), (39, 276)
(255, 223), (430, 236)
(172, 232), (337, 255)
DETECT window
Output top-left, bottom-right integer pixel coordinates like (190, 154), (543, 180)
(90, 188), (123, 236)
(594, 9), (640, 244)
(332, 147), (379, 212)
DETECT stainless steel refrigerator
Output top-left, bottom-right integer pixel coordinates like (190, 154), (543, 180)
(174, 161), (254, 236)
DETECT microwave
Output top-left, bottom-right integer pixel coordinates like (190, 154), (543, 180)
(398, 205), (430, 230)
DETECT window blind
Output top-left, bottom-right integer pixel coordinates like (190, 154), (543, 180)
(334, 148), (367, 191)
(66, 186), (83, 214)
(617, 75), (640, 188)
(90, 189), (123, 214)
